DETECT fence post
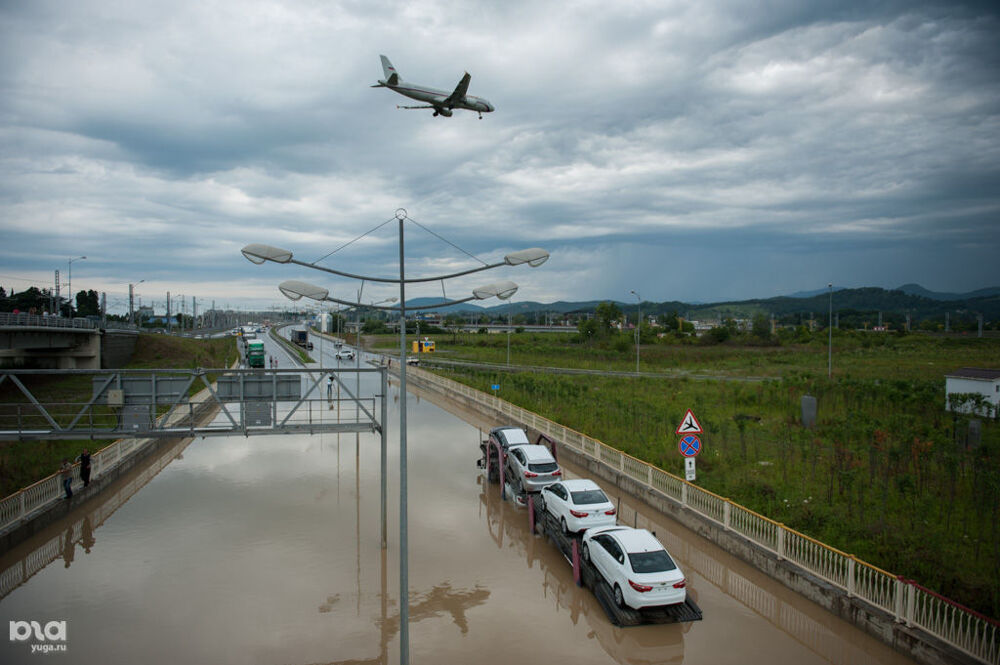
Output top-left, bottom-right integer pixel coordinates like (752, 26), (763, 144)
(777, 524), (785, 561)
(19, 491), (26, 521)
(723, 499), (731, 530)
(647, 465), (653, 489)
(904, 580), (915, 627)
(894, 577), (906, 622)
(847, 556), (855, 598)
(681, 482), (688, 508)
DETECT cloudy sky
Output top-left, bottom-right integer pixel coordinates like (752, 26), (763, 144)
(2, 0), (998, 314)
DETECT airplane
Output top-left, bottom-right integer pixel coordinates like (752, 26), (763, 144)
(371, 55), (494, 119)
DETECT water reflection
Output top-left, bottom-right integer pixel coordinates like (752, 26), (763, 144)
(0, 437), (191, 600)
(476, 473), (688, 665)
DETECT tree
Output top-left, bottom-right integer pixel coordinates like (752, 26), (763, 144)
(76, 290), (100, 317)
(595, 301), (622, 336)
(577, 317), (598, 342)
(751, 313), (771, 340)
(11, 287), (50, 314)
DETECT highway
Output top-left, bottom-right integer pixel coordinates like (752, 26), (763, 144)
(0, 332), (914, 664)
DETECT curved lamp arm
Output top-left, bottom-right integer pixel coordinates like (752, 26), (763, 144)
(278, 280), (518, 311)
(245, 244), (548, 284)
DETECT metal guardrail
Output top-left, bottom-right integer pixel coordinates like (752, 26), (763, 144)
(0, 431), (191, 600)
(406, 366), (1000, 665)
(0, 312), (138, 331)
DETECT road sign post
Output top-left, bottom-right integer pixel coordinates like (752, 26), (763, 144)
(677, 409), (703, 482)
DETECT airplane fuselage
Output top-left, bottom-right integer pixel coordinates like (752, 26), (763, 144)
(383, 81), (494, 114)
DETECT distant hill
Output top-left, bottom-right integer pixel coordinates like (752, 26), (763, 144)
(895, 284), (1000, 301)
(386, 286), (1000, 325)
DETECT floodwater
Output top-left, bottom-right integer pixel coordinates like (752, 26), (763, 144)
(0, 339), (915, 664)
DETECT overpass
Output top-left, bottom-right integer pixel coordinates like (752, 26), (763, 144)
(0, 312), (139, 370)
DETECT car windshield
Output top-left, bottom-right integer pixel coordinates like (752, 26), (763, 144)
(628, 550), (677, 573)
(528, 462), (558, 473)
(570, 489), (608, 505)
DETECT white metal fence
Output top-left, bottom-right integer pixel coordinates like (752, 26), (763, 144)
(408, 365), (999, 665)
(0, 383), (215, 536)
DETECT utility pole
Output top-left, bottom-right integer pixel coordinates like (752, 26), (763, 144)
(828, 284), (833, 379)
(167, 291), (171, 334)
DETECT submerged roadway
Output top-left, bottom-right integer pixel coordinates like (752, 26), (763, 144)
(0, 333), (915, 664)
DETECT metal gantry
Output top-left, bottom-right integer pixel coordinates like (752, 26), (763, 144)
(0, 367), (387, 440)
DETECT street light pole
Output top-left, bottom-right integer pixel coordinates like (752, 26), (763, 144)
(630, 290), (640, 374)
(242, 213), (548, 665)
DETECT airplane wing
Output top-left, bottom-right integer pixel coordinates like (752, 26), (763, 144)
(443, 72), (471, 108)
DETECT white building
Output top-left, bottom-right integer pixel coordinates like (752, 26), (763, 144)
(945, 367), (1000, 417)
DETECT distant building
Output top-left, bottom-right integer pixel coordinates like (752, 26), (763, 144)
(945, 368), (1000, 417)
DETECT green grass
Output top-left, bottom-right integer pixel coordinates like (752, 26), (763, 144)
(0, 334), (237, 497)
(406, 330), (1000, 617)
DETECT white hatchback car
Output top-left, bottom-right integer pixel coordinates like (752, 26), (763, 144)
(582, 526), (687, 610)
(505, 444), (561, 492)
(335, 348), (355, 361)
(540, 479), (617, 534)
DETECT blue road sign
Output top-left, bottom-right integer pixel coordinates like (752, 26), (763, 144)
(678, 434), (702, 458)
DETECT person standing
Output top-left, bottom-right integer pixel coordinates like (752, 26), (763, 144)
(327, 374), (333, 400)
(77, 448), (92, 487)
(60, 459), (73, 500)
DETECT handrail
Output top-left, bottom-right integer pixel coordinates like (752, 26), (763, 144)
(405, 365), (999, 665)
(0, 312), (137, 331)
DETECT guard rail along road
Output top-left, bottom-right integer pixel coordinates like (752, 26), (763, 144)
(398, 363), (998, 665)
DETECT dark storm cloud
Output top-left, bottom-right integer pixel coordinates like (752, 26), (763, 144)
(1, 0), (998, 309)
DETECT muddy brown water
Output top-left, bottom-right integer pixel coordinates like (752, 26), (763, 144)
(0, 346), (914, 664)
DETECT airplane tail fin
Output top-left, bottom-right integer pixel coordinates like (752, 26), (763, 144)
(379, 55), (400, 86)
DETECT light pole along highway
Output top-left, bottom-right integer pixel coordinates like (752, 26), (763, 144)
(241, 208), (549, 665)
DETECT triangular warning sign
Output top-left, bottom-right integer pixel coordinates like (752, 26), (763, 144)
(675, 409), (703, 435)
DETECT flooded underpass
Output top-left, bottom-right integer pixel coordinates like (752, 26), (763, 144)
(0, 346), (915, 664)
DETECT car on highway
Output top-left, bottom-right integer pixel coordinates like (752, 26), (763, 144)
(540, 478), (617, 534)
(582, 526), (686, 610)
(505, 444), (561, 492)
(335, 348), (356, 361)
(488, 426), (530, 453)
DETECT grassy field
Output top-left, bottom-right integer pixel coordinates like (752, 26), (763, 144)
(0, 334), (237, 497)
(373, 329), (1000, 617)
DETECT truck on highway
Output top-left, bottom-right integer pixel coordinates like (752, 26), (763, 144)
(291, 329), (313, 350)
(245, 339), (266, 368)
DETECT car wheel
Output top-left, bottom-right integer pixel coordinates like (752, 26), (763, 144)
(561, 517), (570, 535)
(613, 584), (625, 609)
(582, 543), (591, 563)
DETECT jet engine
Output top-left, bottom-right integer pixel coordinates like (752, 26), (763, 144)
(433, 108), (453, 117)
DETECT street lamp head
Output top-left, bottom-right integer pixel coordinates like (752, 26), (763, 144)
(242, 243), (294, 265)
(504, 248), (549, 268)
(278, 280), (329, 302)
(473, 280), (518, 301)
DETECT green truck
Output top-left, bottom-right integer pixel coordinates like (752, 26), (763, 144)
(246, 339), (266, 368)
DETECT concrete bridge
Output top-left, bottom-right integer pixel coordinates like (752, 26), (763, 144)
(0, 312), (138, 369)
